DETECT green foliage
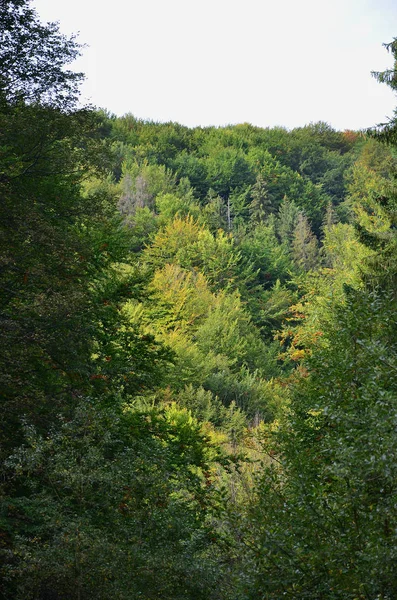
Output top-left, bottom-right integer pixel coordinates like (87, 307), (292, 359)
(292, 212), (320, 271)
(175, 384), (248, 436)
(249, 173), (275, 223)
(118, 161), (176, 217)
(231, 74), (397, 594)
(0, 0), (83, 108)
(201, 188), (229, 231)
(236, 286), (397, 599)
(247, 149), (328, 230)
(125, 206), (159, 251)
(147, 263), (214, 333)
(239, 220), (293, 290)
(156, 189), (201, 225)
(204, 147), (255, 197)
(369, 38), (397, 145)
(276, 196), (301, 245)
(0, 0), (173, 455)
(204, 368), (285, 421)
(229, 186), (251, 231)
(145, 215), (255, 293)
(195, 292), (270, 374)
(171, 150), (209, 197)
(4, 6), (394, 598)
(322, 221), (372, 276)
(255, 279), (297, 336)
(1, 400), (228, 599)
(0, 104), (171, 454)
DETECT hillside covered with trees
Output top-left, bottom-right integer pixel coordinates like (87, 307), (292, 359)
(1, 1), (397, 598)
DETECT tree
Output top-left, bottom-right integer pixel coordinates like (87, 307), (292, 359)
(2, 399), (229, 600)
(205, 147), (255, 197)
(0, 0), (83, 108)
(249, 173), (275, 223)
(195, 291), (274, 378)
(230, 41), (397, 600)
(292, 212), (319, 271)
(236, 284), (397, 599)
(0, 0), (171, 451)
(147, 263), (214, 333)
(276, 195), (300, 245)
(370, 38), (397, 145)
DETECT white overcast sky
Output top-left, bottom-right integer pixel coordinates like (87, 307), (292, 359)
(33, 0), (397, 131)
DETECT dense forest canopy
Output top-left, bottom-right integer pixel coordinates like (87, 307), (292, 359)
(1, 1), (397, 598)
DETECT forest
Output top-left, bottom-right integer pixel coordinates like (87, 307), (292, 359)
(1, 1), (397, 598)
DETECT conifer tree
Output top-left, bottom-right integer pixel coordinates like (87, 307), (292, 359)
(370, 38), (397, 145)
(292, 212), (319, 271)
(249, 173), (274, 223)
(322, 201), (339, 234)
(276, 195), (300, 245)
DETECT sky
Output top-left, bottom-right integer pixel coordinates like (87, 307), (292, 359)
(32, 0), (397, 131)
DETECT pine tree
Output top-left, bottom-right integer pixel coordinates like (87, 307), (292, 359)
(249, 173), (274, 223)
(322, 201), (339, 234)
(370, 38), (397, 145)
(292, 212), (319, 271)
(276, 195), (300, 245)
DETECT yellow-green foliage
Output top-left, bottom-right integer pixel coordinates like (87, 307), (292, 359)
(145, 215), (244, 290)
(144, 215), (203, 268)
(322, 222), (373, 284)
(279, 222), (373, 362)
(148, 264), (214, 333)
